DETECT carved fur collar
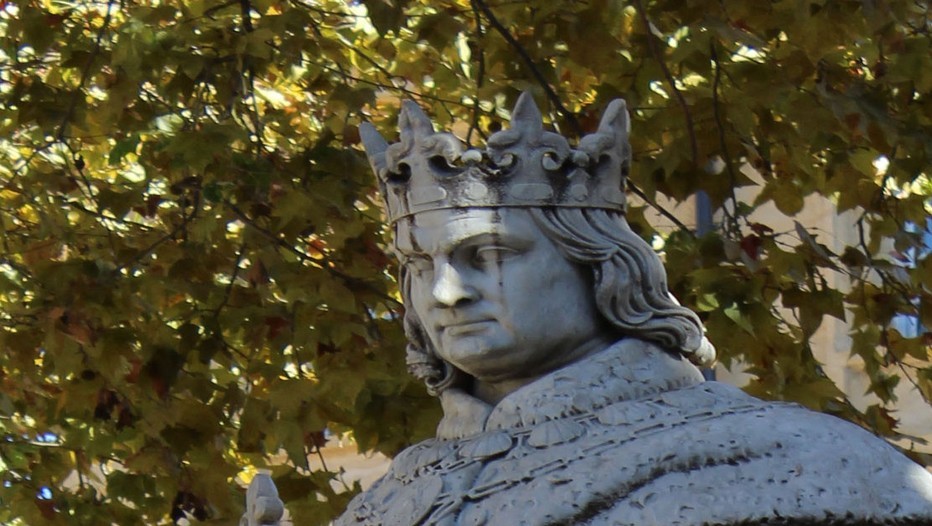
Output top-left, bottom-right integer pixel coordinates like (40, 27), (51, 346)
(436, 338), (705, 439)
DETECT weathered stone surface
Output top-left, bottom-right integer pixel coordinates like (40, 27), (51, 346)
(240, 474), (283, 526)
(335, 341), (932, 525)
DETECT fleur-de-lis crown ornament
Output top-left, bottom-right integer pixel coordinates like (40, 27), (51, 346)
(359, 92), (631, 223)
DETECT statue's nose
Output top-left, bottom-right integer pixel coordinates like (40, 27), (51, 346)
(431, 261), (478, 307)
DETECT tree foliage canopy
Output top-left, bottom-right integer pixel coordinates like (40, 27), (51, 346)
(1, 0), (930, 523)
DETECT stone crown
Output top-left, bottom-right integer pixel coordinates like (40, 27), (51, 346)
(360, 92), (631, 224)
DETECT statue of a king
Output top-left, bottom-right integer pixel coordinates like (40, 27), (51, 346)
(245, 93), (932, 526)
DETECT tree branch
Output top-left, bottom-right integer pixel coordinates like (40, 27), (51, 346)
(627, 181), (695, 236)
(287, 0), (362, 19)
(631, 0), (698, 165)
(304, 10), (467, 115)
(472, 0), (581, 135)
(238, 0), (254, 31)
(0, 256), (34, 280)
(56, 0), (116, 142)
(61, 198), (156, 232)
(224, 200), (402, 306)
(237, 0), (267, 156)
(710, 41), (743, 236)
(113, 219), (191, 274)
(213, 240), (248, 317)
(303, 60), (467, 107)
(467, 0), (488, 146)
(114, 190), (200, 274)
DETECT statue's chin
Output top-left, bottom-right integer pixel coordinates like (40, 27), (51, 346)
(447, 332), (619, 388)
(434, 332), (517, 380)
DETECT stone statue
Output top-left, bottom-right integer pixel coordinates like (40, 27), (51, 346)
(240, 473), (284, 526)
(244, 93), (932, 525)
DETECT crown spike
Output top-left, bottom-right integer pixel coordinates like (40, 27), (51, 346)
(359, 122), (389, 174)
(598, 99), (630, 137)
(510, 91), (544, 131)
(399, 100), (435, 141)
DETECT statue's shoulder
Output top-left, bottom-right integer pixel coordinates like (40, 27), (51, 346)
(335, 382), (932, 525)
(590, 381), (932, 524)
(696, 381), (919, 466)
(335, 438), (456, 526)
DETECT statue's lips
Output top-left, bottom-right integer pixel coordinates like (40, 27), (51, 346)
(441, 319), (496, 336)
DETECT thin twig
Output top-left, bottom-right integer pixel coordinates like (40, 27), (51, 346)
(467, 0), (488, 146)
(473, 0), (581, 135)
(314, 443), (329, 472)
(710, 41), (742, 236)
(205, 0), (239, 17)
(56, 0), (116, 142)
(303, 60), (467, 107)
(62, 198), (156, 232)
(631, 0), (698, 165)
(61, 142), (119, 253)
(113, 221), (189, 274)
(224, 200), (402, 306)
(894, 360), (926, 403)
(343, 41), (397, 82)
(305, 12), (466, 111)
(213, 240), (248, 316)
(288, 0), (361, 18)
(238, 0), (254, 31)
(0, 257), (34, 279)
(306, 11), (352, 83)
(114, 194), (201, 274)
(627, 181), (695, 236)
(222, 336), (252, 362)
(0, 208), (11, 255)
(852, 214), (925, 414)
(238, 0), (266, 156)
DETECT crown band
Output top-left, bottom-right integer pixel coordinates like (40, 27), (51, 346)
(360, 92), (631, 224)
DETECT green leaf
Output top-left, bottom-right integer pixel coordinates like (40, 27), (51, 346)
(723, 303), (754, 334)
(361, 0), (408, 35)
(109, 134), (141, 165)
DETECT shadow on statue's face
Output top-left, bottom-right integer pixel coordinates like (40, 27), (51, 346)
(395, 208), (610, 385)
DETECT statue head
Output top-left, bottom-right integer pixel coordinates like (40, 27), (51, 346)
(361, 93), (713, 397)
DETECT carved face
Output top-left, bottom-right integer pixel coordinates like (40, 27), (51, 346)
(395, 208), (609, 384)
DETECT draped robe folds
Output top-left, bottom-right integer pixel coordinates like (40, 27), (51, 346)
(336, 339), (932, 525)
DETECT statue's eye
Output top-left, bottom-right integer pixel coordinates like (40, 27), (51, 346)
(472, 246), (519, 266)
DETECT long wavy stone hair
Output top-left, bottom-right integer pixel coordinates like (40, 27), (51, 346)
(398, 207), (715, 396)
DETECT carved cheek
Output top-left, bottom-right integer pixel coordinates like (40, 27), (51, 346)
(409, 270), (434, 316)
